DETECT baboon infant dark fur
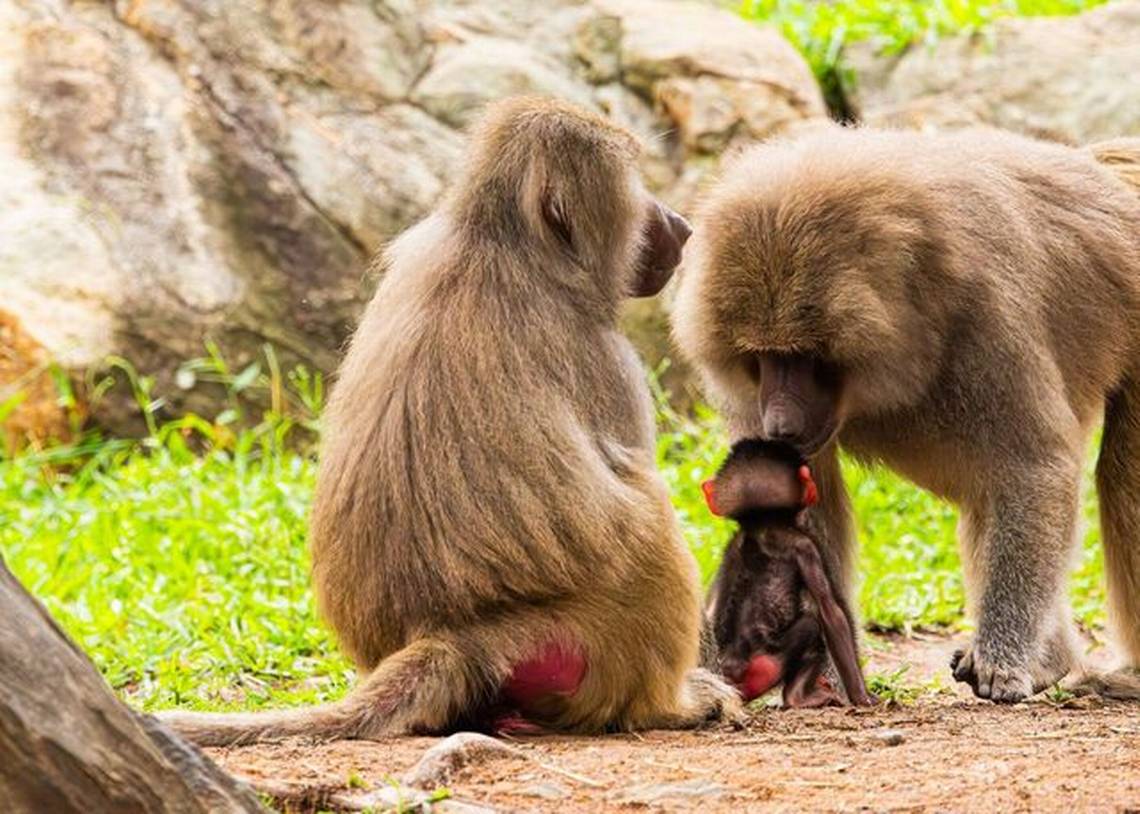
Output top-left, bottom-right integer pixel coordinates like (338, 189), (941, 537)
(704, 440), (874, 707)
(674, 126), (1140, 703)
(162, 98), (737, 745)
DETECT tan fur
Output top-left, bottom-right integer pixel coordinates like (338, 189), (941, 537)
(1089, 139), (1140, 679)
(161, 97), (736, 745)
(674, 126), (1140, 702)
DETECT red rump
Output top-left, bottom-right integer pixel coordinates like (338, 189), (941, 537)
(798, 465), (819, 507)
(502, 642), (587, 708)
(739, 654), (783, 702)
(701, 479), (722, 516)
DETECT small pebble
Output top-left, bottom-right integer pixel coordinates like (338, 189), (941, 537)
(871, 727), (906, 746)
(520, 782), (570, 801)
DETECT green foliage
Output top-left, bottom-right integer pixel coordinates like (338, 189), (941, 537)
(1, 431), (347, 711)
(866, 664), (945, 704)
(845, 459), (963, 632)
(0, 359), (1108, 710)
(1041, 682), (1078, 705)
(740, 0), (1110, 111)
(1, 352), (344, 712)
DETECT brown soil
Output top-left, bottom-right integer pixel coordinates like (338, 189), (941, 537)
(208, 634), (1140, 814)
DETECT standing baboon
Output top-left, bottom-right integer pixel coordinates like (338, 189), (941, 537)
(160, 97), (736, 745)
(673, 126), (1140, 702)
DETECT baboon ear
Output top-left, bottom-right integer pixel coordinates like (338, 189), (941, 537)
(541, 188), (573, 249)
(522, 158), (575, 251)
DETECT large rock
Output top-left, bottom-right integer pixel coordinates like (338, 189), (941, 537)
(849, 2), (1140, 144)
(0, 0), (825, 437)
(597, 0), (821, 152)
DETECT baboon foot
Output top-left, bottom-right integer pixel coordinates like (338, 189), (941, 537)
(783, 686), (844, 709)
(951, 647), (1033, 703)
(783, 675), (867, 709)
(951, 630), (1073, 703)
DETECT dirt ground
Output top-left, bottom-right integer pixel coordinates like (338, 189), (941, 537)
(208, 634), (1140, 814)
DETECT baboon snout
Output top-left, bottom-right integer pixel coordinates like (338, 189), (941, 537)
(630, 200), (691, 297)
(761, 400), (805, 442)
(756, 353), (844, 455)
(666, 207), (693, 248)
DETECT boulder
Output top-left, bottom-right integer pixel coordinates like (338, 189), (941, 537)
(0, 0), (825, 437)
(849, 2), (1140, 144)
(588, 0), (824, 152)
(413, 39), (593, 128)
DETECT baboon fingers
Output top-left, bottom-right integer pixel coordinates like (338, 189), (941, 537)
(950, 644), (1035, 703)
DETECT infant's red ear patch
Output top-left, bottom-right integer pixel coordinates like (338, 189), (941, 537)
(798, 465), (819, 507)
(701, 479), (721, 516)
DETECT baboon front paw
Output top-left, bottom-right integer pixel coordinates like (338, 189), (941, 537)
(950, 647), (1032, 703)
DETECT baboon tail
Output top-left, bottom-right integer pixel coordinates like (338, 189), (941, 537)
(1095, 372), (1140, 673)
(158, 638), (486, 747)
(1089, 137), (1140, 192)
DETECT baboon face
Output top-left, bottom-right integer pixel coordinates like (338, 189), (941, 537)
(672, 136), (949, 451)
(630, 201), (692, 297)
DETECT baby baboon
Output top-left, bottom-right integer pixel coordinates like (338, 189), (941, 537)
(161, 97), (736, 745)
(704, 440), (874, 707)
(673, 126), (1140, 703)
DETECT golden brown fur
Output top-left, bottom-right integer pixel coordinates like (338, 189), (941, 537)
(161, 97), (736, 745)
(674, 125), (1140, 701)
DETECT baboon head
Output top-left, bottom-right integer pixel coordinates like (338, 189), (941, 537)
(701, 439), (812, 520)
(672, 131), (951, 455)
(448, 96), (691, 308)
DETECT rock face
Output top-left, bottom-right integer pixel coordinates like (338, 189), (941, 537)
(0, 0), (825, 436)
(849, 1), (1140, 144)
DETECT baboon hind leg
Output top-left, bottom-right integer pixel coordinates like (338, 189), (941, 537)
(1098, 372), (1140, 669)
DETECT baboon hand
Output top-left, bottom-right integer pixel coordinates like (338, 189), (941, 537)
(950, 646), (1033, 703)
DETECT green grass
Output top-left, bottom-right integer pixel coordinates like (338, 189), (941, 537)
(0, 369), (1109, 711)
(1, 438), (352, 711)
(740, 0), (1111, 111)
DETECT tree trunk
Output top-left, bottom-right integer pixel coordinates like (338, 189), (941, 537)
(0, 557), (264, 814)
